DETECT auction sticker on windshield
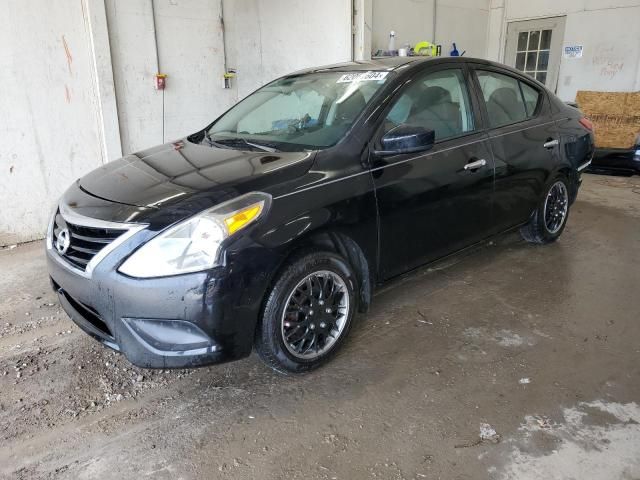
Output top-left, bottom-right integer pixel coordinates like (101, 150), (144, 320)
(337, 71), (389, 83)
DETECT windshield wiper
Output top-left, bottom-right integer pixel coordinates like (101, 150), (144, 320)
(243, 139), (278, 153)
(210, 137), (279, 153)
(203, 131), (234, 150)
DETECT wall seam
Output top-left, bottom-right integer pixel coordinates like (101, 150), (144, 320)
(85, 0), (123, 162)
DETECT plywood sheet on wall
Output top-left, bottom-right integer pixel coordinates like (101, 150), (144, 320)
(575, 91), (640, 149)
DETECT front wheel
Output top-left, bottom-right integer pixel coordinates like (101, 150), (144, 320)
(521, 175), (571, 244)
(255, 251), (357, 373)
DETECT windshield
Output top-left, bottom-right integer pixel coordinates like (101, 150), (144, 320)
(205, 71), (391, 151)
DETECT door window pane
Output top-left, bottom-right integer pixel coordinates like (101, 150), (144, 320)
(540, 29), (552, 49)
(535, 72), (547, 84)
(515, 52), (526, 70)
(528, 30), (540, 50)
(476, 71), (528, 128)
(384, 69), (474, 141)
(517, 32), (528, 51)
(537, 51), (549, 70)
(526, 52), (538, 71)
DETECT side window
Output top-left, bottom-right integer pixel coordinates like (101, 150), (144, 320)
(476, 70), (532, 128)
(384, 69), (474, 141)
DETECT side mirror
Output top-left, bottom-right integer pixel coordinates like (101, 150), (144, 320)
(375, 124), (435, 156)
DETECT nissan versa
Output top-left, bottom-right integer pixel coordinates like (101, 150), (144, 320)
(47, 57), (594, 373)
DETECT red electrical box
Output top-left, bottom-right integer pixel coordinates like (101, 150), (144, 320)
(155, 73), (167, 90)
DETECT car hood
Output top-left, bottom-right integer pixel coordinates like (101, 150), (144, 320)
(79, 139), (315, 209)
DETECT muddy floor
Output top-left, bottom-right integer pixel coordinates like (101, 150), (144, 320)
(1, 173), (639, 480)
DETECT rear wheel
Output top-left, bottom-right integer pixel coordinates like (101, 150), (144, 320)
(255, 251), (357, 373)
(521, 175), (570, 244)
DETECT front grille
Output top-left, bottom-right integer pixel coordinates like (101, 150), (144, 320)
(52, 211), (127, 271)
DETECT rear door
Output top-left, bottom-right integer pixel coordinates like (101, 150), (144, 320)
(371, 64), (495, 280)
(469, 66), (559, 233)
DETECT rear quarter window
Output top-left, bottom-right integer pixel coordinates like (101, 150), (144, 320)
(476, 70), (541, 128)
(519, 81), (542, 117)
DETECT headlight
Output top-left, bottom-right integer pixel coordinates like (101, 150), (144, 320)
(119, 192), (271, 278)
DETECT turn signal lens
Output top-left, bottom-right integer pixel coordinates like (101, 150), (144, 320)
(224, 203), (264, 235)
(579, 117), (593, 132)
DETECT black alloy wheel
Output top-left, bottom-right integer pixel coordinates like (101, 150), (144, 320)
(256, 251), (357, 373)
(521, 174), (571, 244)
(543, 181), (569, 234)
(281, 270), (349, 360)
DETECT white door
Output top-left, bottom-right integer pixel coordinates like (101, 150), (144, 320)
(505, 17), (566, 92)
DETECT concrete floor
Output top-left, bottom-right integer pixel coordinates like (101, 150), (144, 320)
(1, 173), (639, 480)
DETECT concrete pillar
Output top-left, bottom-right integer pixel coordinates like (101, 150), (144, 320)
(84, 0), (122, 162)
(486, 0), (506, 62)
(353, 0), (372, 61)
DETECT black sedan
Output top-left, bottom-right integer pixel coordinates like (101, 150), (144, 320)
(46, 57), (594, 373)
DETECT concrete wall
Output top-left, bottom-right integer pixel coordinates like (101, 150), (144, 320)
(486, 0), (640, 101)
(1, 0), (351, 245)
(433, 0), (491, 58)
(368, 0), (640, 101)
(370, 0), (490, 58)
(105, 0), (238, 154)
(107, 0), (352, 154)
(224, 0), (352, 99)
(372, 0), (436, 53)
(0, 0), (105, 245)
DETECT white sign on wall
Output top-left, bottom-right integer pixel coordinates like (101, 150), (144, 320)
(563, 45), (584, 59)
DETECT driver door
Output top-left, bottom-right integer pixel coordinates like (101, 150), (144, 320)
(371, 65), (495, 279)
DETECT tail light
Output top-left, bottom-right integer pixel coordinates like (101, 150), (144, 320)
(579, 117), (593, 132)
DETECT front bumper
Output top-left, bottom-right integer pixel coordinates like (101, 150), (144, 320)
(46, 229), (269, 369)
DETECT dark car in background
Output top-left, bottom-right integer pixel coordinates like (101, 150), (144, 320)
(589, 134), (640, 175)
(46, 57), (594, 373)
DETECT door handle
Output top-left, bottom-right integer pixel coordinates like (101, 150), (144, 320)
(464, 159), (487, 171)
(544, 139), (559, 149)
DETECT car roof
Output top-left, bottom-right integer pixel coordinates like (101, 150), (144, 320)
(285, 57), (548, 90)
(285, 57), (429, 77)
(290, 56), (511, 74)
(292, 57), (429, 74)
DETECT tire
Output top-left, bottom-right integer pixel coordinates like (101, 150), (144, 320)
(255, 251), (358, 373)
(520, 174), (571, 244)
